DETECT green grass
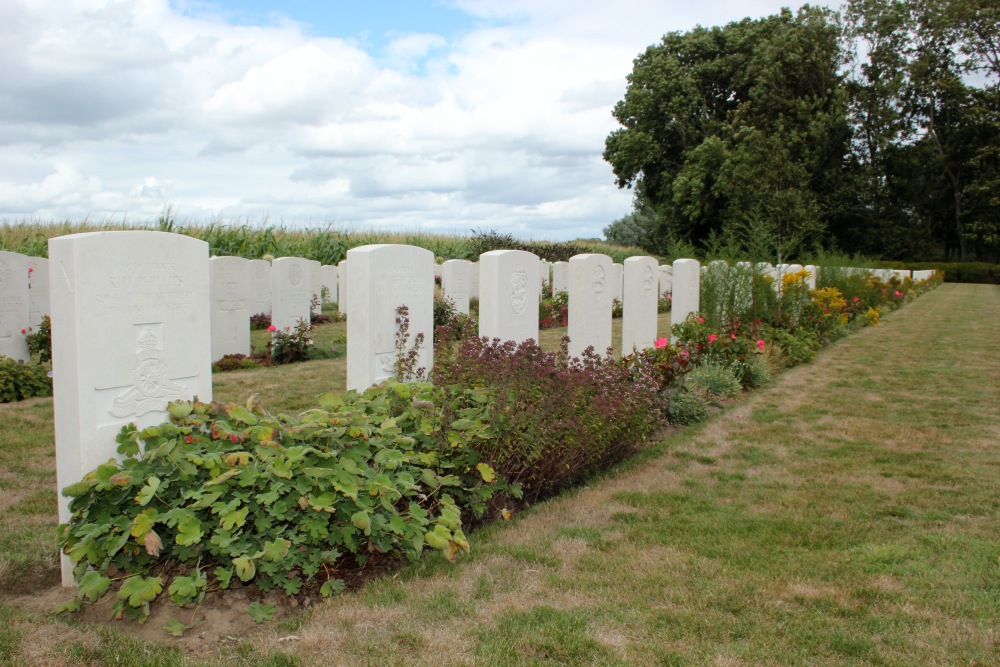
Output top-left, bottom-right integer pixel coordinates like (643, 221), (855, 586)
(0, 284), (997, 665)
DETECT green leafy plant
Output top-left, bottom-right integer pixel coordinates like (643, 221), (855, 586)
(57, 382), (507, 627)
(394, 305), (427, 382)
(0, 355), (52, 403)
(211, 354), (262, 373)
(685, 360), (742, 399)
(539, 291), (569, 329)
(665, 389), (709, 425)
(23, 315), (52, 363)
(249, 312), (271, 330)
(266, 319), (313, 365)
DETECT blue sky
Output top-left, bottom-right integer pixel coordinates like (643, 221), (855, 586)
(0, 0), (835, 241)
(185, 0), (483, 47)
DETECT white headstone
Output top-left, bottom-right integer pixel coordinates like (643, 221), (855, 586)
(764, 263), (780, 292)
(611, 263), (624, 304)
(912, 270), (934, 281)
(338, 259), (348, 316)
(567, 253), (613, 358)
(478, 250), (540, 345)
(346, 245), (434, 391)
(321, 265), (339, 306)
(271, 257), (314, 332)
(27, 256), (50, 329)
(670, 258), (700, 341)
(469, 262), (479, 300)
(49, 231), (211, 586)
(0, 251), (30, 361)
(621, 256), (659, 355)
(309, 260), (323, 316)
(209, 256), (251, 360)
(658, 265), (673, 298)
(441, 259), (471, 315)
(247, 259), (271, 316)
(551, 261), (568, 296)
(539, 261), (551, 295)
(804, 265), (819, 289)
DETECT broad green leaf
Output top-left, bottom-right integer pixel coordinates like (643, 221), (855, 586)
(220, 505), (249, 531)
(168, 575), (204, 605)
(281, 577), (302, 596)
(118, 575), (163, 608)
(316, 391), (342, 410)
(61, 480), (92, 498)
(261, 538), (291, 562)
(387, 515), (407, 535)
(187, 491), (222, 510)
(438, 508), (461, 531)
(214, 566), (233, 589)
(226, 405), (258, 425)
(334, 476), (359, 500)
(320, 578), (346, 597)
(256, 488), (282, 506)
(408, 502), (428, 524)
(351, 511), (371, 535)
(247, 601), (275, 623)
(134, 476), (161, 506)
(205, 468), (240, 487)
(476, 463), (496, 483)
(176, 515), (204, 546)
(167, 401), (194, 420)
(450, 419), (476, 430)
(223, 451), (253, 467)
(270, 457), (293, 479)
(309, 492), (338, 512)
(78, 571), (111, 603)
(233, 556), (256, 582)
(55, 597), (83, 614)
(129, 508), (159, 538)
(424, 530), (449, 550)
(164, 618), (188, 637)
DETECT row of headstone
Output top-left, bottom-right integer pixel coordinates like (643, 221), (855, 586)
(0, 251), (53, 361)
(43, 231), (938, 587)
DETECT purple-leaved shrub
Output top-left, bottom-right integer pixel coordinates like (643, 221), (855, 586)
(433, 318), (662, 502)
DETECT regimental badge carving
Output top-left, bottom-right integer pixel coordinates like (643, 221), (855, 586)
(288, 263), (303, 286)
(592, 265), (606, 301)
(510, 266), (528, 314)
(643, 266), (655, 297)
(109, 328), (189, 418)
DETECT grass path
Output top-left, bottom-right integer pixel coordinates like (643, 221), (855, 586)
(1, 284), (997, 665)
(260, 283), (999, 666)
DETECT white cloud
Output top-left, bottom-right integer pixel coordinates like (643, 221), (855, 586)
(0, 0), (834, 240)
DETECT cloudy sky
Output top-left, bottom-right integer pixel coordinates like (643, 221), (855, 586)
(0, 0), (832, 241)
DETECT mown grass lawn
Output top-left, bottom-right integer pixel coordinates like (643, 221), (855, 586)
(0, 285), (996, 666)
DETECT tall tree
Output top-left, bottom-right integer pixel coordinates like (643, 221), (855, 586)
(604, 6), (851, 257)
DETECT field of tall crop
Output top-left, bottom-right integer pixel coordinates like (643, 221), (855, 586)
(0, 216), (647, 265)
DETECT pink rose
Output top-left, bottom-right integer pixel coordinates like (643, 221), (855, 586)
(21, 329), (27, 335)
(654, 337), (668, 349)
(27, 267), (33, 274)
(698, 317), (705, 323)
(730, 333), (736, 339)
(708, 334), (718, 343)
(853, 297), (860, 302)
(267, 325), (277, 332)
(756, 339), (765, 351)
